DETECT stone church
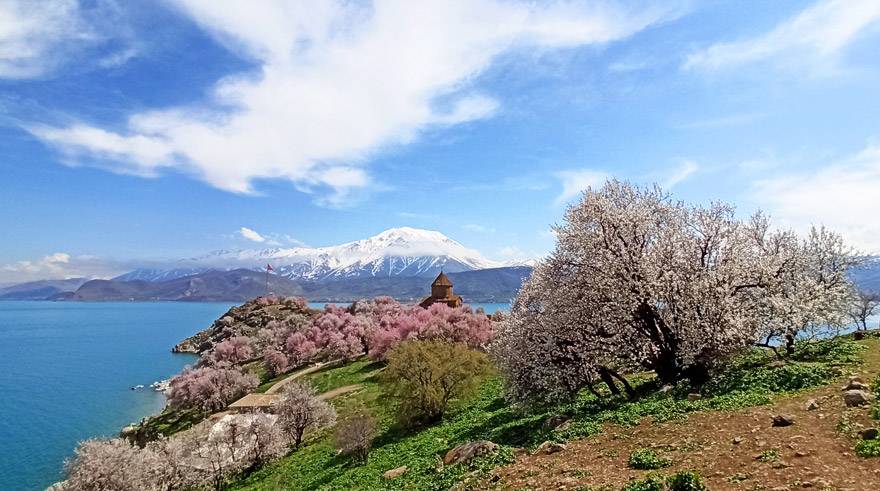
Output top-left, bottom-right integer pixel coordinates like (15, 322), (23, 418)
(419, 271), (463, 308)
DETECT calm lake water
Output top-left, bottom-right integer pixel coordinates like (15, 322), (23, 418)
(0, 300), (510, 490)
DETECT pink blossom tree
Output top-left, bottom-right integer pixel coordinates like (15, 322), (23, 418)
(209, 336), (254, 366)
(168, 366), (259, 413)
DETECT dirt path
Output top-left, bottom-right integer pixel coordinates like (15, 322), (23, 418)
(317, 384), (362, 400)
(265, 358), (345, 394)
(494, 341), (880, 490)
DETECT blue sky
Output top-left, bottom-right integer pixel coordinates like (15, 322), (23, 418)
(2, 0), (880, 282)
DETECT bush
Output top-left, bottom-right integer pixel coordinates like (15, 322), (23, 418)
(335, 410), (377, 463)
(621, 474), (665, 491)
(628, 448), (670, 470)
(666, 471), (707, 491)
(855, 440), (880, 458)
(380, 340), (491, 426)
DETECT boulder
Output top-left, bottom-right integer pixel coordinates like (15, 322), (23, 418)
(383, 466), (408, 479)
(443, 441), (499, 465)
(843, 389), (871, 407)
(687, 393), (702, 402)
(543, 414), (570, 431)
(771, 414), (795, 427)
(859, 428), (879, 440)
(843, 378), (870, 391)
(805, 399), (819, 411)
(535, 441), (566, 454)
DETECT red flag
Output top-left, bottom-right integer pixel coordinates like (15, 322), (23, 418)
(266, 263), (274, 272)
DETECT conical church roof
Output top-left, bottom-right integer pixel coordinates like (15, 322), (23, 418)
(432, 271), (453, 287)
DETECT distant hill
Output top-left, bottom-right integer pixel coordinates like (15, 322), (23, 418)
(0, 278), (89, 300)
(68, 269), (304, 302)
(54, 266), (530, 303)
(298, 266), (532, 303)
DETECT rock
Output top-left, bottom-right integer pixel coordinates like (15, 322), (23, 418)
(443, 441), (499, 465)
(843, 379), (870, 391)
(383, 466), (408, 479)
(687, 393), (702, 402)
(659, 384), (675, 394)
(795, 450), (810, 457)
(859, 428), (879, 440)
(535, 441), (566, 454)
(733, 436), (744, 444)
(843, 389), (871, 407)
(771, 414), (795, 427)
(543, 415), (570, 431)
(805, 399), (819, 410)
(802, 482), (814, 488)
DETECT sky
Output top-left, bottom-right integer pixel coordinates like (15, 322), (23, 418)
(2, 0), (880, 283)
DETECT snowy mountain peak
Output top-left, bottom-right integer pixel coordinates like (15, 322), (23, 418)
(130, 227), (505, 282)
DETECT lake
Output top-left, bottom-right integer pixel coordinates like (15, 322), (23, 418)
(0, 300), (510, 490)
(0, 301), (234, 490)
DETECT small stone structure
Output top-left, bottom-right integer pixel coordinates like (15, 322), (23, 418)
(419, 272), (463, 308)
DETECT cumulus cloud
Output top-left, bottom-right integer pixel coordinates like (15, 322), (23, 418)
(239, 227), (267, 243)
(0, 0), (135, 79)
(30, 0), (677, 206)
(751, 141), (880, 253)
(685, 0), (880, 72)
(554, 169), (610, 205)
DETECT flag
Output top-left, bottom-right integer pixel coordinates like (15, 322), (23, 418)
(266, 263), (274, 272)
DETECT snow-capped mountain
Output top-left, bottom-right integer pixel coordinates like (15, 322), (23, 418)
(119, 228), (506, 282)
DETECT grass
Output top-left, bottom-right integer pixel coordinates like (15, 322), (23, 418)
(299, 358), (383, 393)
(225, 337), (864, 490)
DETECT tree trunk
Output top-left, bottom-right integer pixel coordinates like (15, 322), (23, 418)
(784, 334), (796, 357)
(605, 367), (635, 398)
(597, 367), (621, 396)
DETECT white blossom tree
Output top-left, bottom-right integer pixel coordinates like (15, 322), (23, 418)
(491, 180), (857, 405)
(274, 382), (337, 449)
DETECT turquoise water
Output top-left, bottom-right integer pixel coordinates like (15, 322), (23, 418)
(0, 301), (234, 491)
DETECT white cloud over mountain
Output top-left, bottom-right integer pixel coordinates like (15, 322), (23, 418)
(29, 0), (678, 206)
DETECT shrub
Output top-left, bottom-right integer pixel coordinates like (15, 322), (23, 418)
(334, 410), (377, 463)
(628, 448), (670, 470)
(380, 340), (491, 426)
(263, 349), (289, 378)
(621, 473), (665, 491)
(856, 440), (880, 458)
(274, 382), (337, 448)
(666, 471), (708, 491)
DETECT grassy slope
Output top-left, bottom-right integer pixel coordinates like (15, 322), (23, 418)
(228, 337), (871, 491)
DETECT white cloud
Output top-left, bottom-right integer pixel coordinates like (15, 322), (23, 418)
(751, 141), (880, 253)
(239, 227), (266, 243)
(662, 160), (698, 189)
(30, 0), (676, 206)
(554, 169), (610, 205)
(0, 252), (130, 283)
(685, 0), (880, 72)
(0, 0), (135, 79)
